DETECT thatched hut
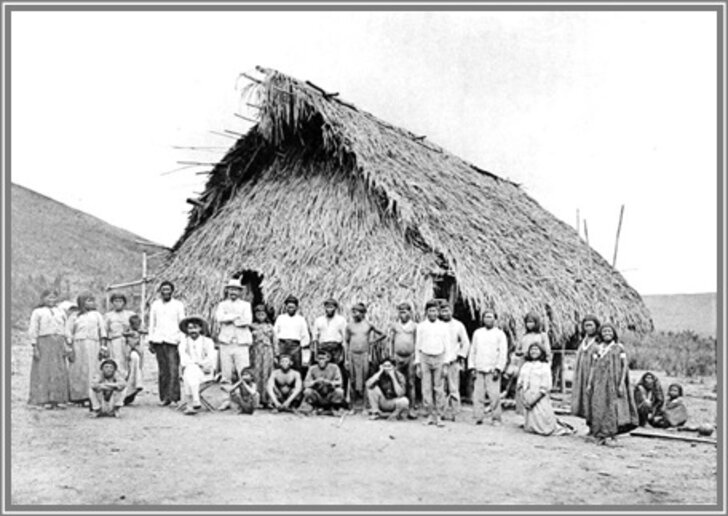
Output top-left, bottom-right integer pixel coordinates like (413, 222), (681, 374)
(159, 66), (652, 345)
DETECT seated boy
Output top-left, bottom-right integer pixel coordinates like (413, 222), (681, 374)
(267, 354), (303, 412)
(301, 350), (346, 415)
(224, 367), (259, 415)
(90, 359), (127, 418)
(178, 315), (216, 415)
(366, 357), (410, 420)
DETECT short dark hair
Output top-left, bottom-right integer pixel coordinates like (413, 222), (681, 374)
(668, 383), (684, 396)
(129, 314), (141, 324)
(241, 367), (255, 377)
(397, 302), (412, 311)
(110, 293), (127, 305)
(380, 357), (394, 366)
(159, 281), (175, 292)
(425, 299), (440, 311)
(524, 343), (548, 362)
(482, 308), (498, 319)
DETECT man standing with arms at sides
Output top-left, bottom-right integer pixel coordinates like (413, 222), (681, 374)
(311, 298), (348, 390)
(273, 295), (310, 372)
(439, 300), (470, 422)
(388, 302), (418, 419)
(148, 281), (186, 407)
(214, 278), (253, 384)
(414, 299), (448, 427)
(468, 309), (508, 426)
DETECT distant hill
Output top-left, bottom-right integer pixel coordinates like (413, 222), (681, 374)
(643, 292), (717, 338)
(10, 183), (168, 327)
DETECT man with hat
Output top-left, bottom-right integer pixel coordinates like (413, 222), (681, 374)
(301, 349), (345, 415)
(273, 295), (310, 372)
(312, 298), (348, 389)
(178, 315), (216, 415)
(90, 359), (127, 418)
(214, 278), (253, 384)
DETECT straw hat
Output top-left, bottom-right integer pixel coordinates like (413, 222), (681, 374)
(179, 315), (209, 335)
(224, 278), (244, 292)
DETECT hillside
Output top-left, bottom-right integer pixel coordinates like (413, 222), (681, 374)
(643, 292), (717, 338)
(10, 183), (167, 327)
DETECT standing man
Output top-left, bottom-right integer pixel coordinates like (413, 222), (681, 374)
(148, 281), (186, 407)
(214, 278), (253, 384)
(414, 299), (449, 427)
(311, 298), (348, 389)
(439, 300), (470, 422)
(468, 309), (508, 426)
(388, 302), (418, 419)
(273, 295), (310, 372)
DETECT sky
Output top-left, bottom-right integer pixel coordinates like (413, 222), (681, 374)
(10, 10), (718, 296)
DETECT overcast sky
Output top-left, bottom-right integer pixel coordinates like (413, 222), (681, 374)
(10, 10), (718, 296)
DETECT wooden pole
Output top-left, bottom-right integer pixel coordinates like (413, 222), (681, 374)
(576, 209), (581, 236)
(584, 219), (592, 268)
(141, 251), (148, 325)
(612, 204), (625, 267)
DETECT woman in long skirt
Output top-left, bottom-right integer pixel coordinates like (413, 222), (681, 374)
(104, 293), (134, 381)
(250, 304), (276, 408)
(518, 342), (571, 436)
(515, 312), (551, 417)
(66, 293), (107, 407)
(28, 289), (71, 408)
(587, 323), (639, 445)
(571, 314), (600, 423)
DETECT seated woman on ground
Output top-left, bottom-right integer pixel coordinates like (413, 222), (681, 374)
(651, 383), (688, 429)
(634, 371), (665, 427)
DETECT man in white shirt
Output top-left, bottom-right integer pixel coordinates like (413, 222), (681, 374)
(414, 299), (448, 427)
(439, 300), (471, 422)
(214, 278), (253, 383)
(273, 295), (310, 372)
(148, 281), (186, 406)
(178, 315), (216, 415)
(311, 298), (348, 388)
(468, 309), (508, 425)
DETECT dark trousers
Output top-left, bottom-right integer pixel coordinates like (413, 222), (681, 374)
(151, 342), (181, 402)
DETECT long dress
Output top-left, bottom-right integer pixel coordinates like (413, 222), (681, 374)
(587, 342), (639, 438)
(250, 322), (275, 407)
(518, 361), (561, 435)
(28, 306), (70, 405)
(571, 335), (597, 420)
(515, 332), (550, 415)
(104, 309), (134, 379)
(67, 311), (107, 403)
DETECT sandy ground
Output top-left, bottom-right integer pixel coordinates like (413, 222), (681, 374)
(9, 337), (719, 506)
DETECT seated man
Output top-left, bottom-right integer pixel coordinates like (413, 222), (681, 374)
(90, 359), (127, 418)
(366, 357), (410, 420)
(301, 350), (346, 415)
(267, 354), (303, 412)
(225, 367), (259, 415)
(178, 315), (216, 415)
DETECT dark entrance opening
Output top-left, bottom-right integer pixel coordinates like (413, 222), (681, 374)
(232, 269), (264, 307)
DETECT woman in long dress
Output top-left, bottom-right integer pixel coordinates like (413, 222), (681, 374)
(28, 289), (71, 408)
(514, 312), (551, 416)
(571, 314), (600, 423)
(66, 293), (107, 407)
(517, 342), (572, 436)
(104, 293), (134, 381)
(250, 304), (276, 408)
(587, 323), (639, 444)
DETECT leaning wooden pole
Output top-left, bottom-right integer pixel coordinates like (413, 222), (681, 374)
(584, 219), (592, 268)
(612, 204), (625, 268)
(141, 251), (148, 324)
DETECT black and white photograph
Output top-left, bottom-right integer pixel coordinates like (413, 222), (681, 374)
(2, 1), (724, 511)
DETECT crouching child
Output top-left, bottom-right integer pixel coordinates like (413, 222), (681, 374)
(224, 367), (259, 415)
(90, 359), (126, 418)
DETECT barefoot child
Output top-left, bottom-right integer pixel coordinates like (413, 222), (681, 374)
(389, 302), (418, 418)
(122, 314), (146, 405)
(344, 303), (386, 412)
(90, 359), (126, 418)
(224, 368), (259, 415)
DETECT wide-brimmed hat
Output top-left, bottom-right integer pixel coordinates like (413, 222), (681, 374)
(179, 315), (209, 335)
(323, 298), (338, 308)
(284, 295), (299, 306)
(100, 358), (118, 371)
(224, 278), (244, 291)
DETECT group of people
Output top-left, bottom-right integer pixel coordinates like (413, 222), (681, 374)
(26, 278), (689, 443)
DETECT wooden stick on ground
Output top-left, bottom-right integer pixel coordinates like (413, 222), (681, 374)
(630, 428), (716, 445)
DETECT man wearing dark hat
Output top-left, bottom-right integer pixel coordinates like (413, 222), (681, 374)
(214, 278), (253, 384)
(178, 315), (216, 415)
(301, 350), (345, 415)
(273, 295), (310, 372)
(312, 298), (348, 389)
(90, 359), (127, 418)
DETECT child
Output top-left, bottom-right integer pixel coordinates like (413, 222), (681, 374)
(225, 368), (259, 415)
(178, 315), (216, 415)
(104, 293), (134, 380)
(122, 314), (146, 405)
(652, 383), (688, 428)
(90, 359), (127, 418)
(250, 304), (276, 408)
(344, 303), (387, 413)
(388, 302), (418, 419)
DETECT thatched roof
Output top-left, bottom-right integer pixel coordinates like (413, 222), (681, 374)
(159, 66), (652, 342)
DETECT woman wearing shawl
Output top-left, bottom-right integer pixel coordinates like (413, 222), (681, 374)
(28, 289), (72, 408)
(652, 383), (688, 428)
(517, 342), (572, 436)
(571, 315), (600, 421)
(66, 292), (107, 406)
(514, 312), (551, 416)
(586, 323), (639, 444)
(633, 371), (665, 427)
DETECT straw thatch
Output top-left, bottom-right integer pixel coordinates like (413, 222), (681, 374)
(159, 66), (652, 343)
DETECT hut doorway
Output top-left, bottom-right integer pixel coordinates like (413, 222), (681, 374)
(232, 269), (264, 306)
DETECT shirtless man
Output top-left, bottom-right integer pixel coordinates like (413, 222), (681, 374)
(389, 302), (418, 419)
(266, 354), (303, 412)
(344, 302), (386, 413)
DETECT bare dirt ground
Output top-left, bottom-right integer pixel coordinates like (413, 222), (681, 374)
(9, 333), (718, 506)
